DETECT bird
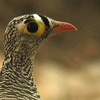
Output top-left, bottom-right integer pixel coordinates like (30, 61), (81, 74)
(0, 14), (77, 100)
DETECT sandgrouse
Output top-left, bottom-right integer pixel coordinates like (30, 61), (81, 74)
(0, 14), (77, 100)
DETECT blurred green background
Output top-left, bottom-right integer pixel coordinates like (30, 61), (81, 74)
(0, 0), (100, 100)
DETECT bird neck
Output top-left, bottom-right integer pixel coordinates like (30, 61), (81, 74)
(1, 41), (40, 96)
(3, 50), (35, 78)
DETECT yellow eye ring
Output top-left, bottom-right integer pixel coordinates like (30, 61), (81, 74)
(23, 21), (46, 38)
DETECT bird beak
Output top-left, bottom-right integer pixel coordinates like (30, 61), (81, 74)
(52, 21), (77, 34)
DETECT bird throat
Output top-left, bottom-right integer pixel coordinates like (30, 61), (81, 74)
(1, 39), (41, 99)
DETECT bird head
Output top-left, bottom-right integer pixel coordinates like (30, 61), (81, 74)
(4, 14), (77, 55)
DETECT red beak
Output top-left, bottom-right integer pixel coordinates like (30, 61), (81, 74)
(52, 21), (77, 33)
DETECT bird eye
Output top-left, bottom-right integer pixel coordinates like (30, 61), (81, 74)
(27, 22), (38, 33)
(22, 19), (46, 37)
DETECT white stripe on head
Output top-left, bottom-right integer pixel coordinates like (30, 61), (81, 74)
(33, 14), (44, 23)
(33, 14), (53, 28)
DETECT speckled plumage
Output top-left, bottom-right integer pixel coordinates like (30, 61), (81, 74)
(0, 14), (42, 100)
(0, 14), (77, 100)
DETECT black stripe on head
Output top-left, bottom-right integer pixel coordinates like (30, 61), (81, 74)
(24, 19), (34, 24)
(39, 15), (50, 28)
(24, 15), (35, 24)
